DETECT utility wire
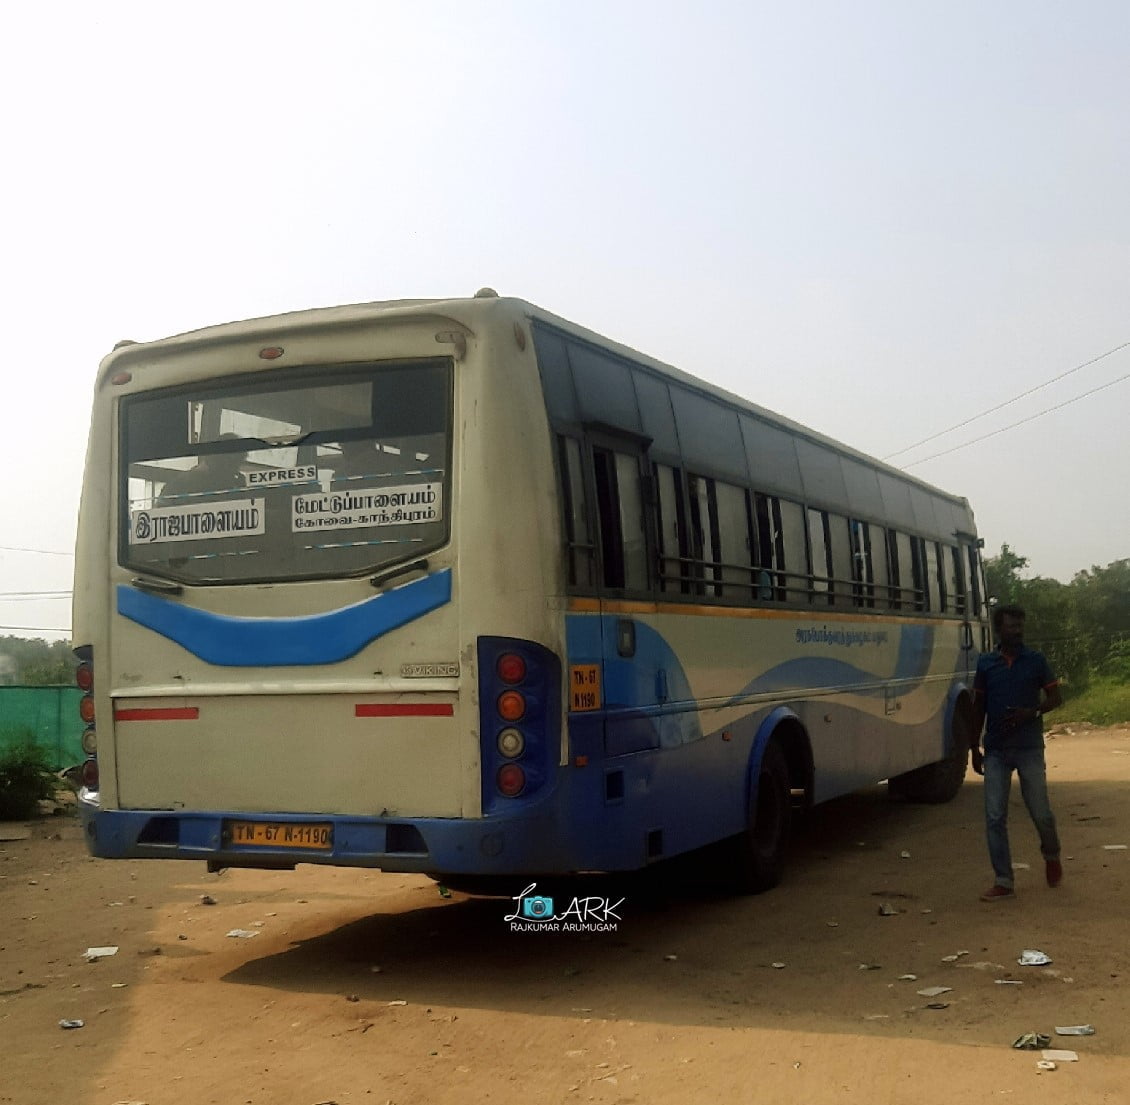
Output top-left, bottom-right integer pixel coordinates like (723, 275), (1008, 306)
(0, 544), (73, 557)
(884, 339), (1130, 461)
(0, 589), (73, 596)
(0, 625), (71, 633)
(903, 370), (1130, 468)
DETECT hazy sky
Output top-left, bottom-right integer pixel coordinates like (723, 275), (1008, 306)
(2, 1), (1127, 639)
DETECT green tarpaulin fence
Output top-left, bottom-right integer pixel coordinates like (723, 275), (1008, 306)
(0, 686), (85, 769)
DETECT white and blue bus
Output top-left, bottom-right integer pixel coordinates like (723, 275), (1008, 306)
(73, 290), (987, 892)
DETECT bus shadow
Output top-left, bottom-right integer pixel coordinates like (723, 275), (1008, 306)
(221, 776), (1130, 1050)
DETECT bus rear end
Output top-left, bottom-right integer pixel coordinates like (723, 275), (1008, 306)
(72, 300), (564, 876)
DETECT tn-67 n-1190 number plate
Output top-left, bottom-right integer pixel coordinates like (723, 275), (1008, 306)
(225, 821), (333, 850)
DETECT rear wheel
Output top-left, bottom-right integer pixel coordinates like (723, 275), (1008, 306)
(724, 739), (792, 893)
(888, 707), (972, 804)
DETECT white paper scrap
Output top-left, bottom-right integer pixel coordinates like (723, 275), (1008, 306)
(83, 946), (119, 961)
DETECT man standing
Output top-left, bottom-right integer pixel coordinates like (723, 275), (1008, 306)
(970, 604), (1064, 901)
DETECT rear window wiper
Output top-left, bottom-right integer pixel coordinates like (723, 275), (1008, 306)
(370, 559), (430, 590)
(130, 575), (184, 597)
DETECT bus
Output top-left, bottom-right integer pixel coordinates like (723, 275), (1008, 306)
(73, 289), (988, 893)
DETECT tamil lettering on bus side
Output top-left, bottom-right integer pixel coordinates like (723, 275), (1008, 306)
(795, 625), (889, 647)
(290, 481), (443, 533)
(129, 498), (267, 545)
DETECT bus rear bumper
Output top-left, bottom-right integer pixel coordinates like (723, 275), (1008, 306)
(76, 795), (622, 876)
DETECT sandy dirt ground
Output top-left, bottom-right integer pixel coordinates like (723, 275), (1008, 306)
(2, 724), (1129, 1105)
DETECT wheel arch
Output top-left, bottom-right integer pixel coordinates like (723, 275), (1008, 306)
(749, 706), (814, 813)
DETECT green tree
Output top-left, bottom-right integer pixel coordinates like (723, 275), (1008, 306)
(1071, 559), (1130, 669)
(0, 636), (74, 685)
(983, 543), (1028, 604)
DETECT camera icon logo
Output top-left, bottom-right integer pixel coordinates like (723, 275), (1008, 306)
(521, 895), (555, 920)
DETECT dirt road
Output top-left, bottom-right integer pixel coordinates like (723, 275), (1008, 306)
(3, 725), (1129, 1105)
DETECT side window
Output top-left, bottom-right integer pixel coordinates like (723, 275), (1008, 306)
(945, 545), (964, 614)
(909, 536), (928, 612)
(966, 544), (983, 617)
(592, 446), (648, 592)
(687, 474), (720, 596)
(753, 492), (785, 601)
(827, 513), (852, 607)
(778, 499), (807, 602)
(715, 481), (753, 599)
(850, 519), (874, 608)
(557, 435), (593, 588)
(615, 452), (648, 591)
(807, 508), (833, 604)
(653, 463), (686, 595)
(871, 524), (889, 607)
(887, 529), (902, 610)
(926, 541), (943, 612)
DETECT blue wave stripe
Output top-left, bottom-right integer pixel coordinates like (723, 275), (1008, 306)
(116, 569), (452, 667)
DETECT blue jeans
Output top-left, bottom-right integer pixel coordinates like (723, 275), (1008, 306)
(983, 748), (1061, 888)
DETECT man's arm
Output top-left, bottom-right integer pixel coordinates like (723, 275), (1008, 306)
(1040, 681), (1063, 716)
(969, 690), (986, 775)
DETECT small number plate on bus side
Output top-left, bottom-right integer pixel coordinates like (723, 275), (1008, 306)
(225, 821), (333, 850)
(569, 664), (602, 711)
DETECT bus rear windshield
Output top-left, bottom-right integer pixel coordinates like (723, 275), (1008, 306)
(120, 360), (452, 585)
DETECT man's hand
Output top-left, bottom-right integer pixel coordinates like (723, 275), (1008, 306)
(971, 747), (984, 776)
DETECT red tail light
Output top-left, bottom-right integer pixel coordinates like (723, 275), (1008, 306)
(76, 663), (94, 692)
(81, 759), (99, 790)
(79, 696), (95, 724)
(497, 763), (526, 796)
(496, 653), (527, 684)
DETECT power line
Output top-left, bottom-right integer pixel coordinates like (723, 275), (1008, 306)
(903, 370), (1130, 468)
(884, 339), (1130, 461)
(0, 625), (71, 633)
(0, 544), (73, 557)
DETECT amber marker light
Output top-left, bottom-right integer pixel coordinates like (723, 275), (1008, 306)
(259, 346), (284, 360)
(497, 690), (526, 722)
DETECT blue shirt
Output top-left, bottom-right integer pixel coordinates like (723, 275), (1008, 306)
(974, 646), (1058, 751)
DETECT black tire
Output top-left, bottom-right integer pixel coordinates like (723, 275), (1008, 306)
(725, 739), (792, 893)
(888, 708), (971, 804)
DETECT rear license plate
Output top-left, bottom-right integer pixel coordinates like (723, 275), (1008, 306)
(226, 821), (333, 850)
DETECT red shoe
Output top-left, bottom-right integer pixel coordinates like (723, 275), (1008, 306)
(980, 885), (1015, 902)
(1046, 859), (1063, 888)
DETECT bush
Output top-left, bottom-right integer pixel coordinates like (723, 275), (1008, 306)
(0, 743), (58, 819)
(1099, 639), (1130, 682)
(1056, 677), (1130, 727)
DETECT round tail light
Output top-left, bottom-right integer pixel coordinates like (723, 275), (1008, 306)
(79, 695), (95, 724)
(496, 653), (527, 684)
(497, 727), (525, 758)
(76, 663), (94, 692)
(497, 763), (526, 797)
(81, 759), (99, 790)
(81, 726), (98, 755)
(497, 690), (526, 722)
